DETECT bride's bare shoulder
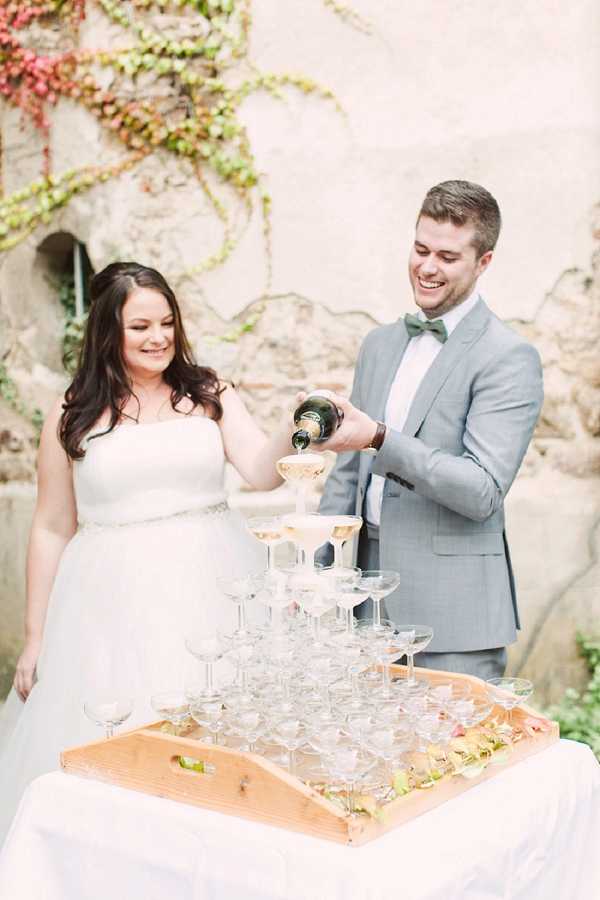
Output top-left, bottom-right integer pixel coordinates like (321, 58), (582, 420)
(217, 379), (237, 396)
(44, 395), (67, 431)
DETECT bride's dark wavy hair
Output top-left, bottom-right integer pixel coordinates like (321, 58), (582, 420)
(59, 261), (223, 460)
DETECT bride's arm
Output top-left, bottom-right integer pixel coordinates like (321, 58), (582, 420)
(217, 384), (292, 491)
(14, 398), (77, 701)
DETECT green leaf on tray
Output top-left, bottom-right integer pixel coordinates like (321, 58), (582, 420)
(178, 756), (204, 772)
(392, 770), (411, 796)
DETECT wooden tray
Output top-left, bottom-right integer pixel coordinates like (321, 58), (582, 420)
(61, 666), (559, 846)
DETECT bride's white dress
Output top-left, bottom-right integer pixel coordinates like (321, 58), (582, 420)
(0, 416), (264, 840)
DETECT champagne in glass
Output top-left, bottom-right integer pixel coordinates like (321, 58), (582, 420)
(246, 516), (284, 570)
(330, 515), (363, 570)
(292, 391), (344, 451)
(276, 453), (325, 514)
(281, 513), (337, 570)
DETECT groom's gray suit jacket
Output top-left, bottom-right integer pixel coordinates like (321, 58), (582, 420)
(318, 299), (543, 653)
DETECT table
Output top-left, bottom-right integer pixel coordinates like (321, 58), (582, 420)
(1, 741), (599, 900)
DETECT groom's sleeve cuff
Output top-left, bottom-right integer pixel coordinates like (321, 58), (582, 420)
(371, 430), (417, 490)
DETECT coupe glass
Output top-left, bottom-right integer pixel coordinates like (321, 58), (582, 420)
(449, 695), (494, 729)
(316, 565), (362, 629)
(190, 698), (227, 745)
(325, 747), (376, 814)
(399, 692), (430, 726)
(359, 570), (401, 631)
(261, 631), (301, 714)
(281, 513), (337, 571)
(369, 627), (414, 700)
(333, 580), (371, 639)
(395, 624), (434, 691)
(415, 710), (455, 753)
(185, 632), (232, 700)
(305, 656), (346, 721)
(246, 516), (285, 571)
(225, 633), (257, 708)
(295, 572), (339, 649)
(428, 682), (473, 712)
(276, 453), (326, 515)
(216, 575), (259, 638)
(365, 723), (411, 784)
(486, 677), (533, 728)
(254, 570), (293, 632)
(336, 641), (371, 712)
(345, 712), (378, 747)
(228, 708), (267, 753)
(270, 718), (308, 776)
(150, 691), (189, 733)
(356, 617), (395, 685)
(306, 721), (348, 774)
(83, 696), (133, 740)
(329, 516), (363, 573)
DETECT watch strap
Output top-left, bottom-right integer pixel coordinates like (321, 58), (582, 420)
(367, 421), (386, 451)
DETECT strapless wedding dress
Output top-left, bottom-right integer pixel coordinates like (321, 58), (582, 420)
(0, 416), (264, 840)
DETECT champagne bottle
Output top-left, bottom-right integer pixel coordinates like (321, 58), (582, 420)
(291, 391), (344, 451)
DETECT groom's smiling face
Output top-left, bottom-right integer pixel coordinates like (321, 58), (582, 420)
(408, 216), (492, 320)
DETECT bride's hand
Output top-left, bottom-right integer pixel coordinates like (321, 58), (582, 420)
(14, 639), (41, 702)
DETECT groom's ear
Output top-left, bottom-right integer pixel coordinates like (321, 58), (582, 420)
(477, 250), (493, 276)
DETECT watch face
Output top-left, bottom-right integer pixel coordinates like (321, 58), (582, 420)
(362, 447), (378, 456)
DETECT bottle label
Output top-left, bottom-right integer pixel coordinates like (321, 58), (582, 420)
(297, 418), (321, 440)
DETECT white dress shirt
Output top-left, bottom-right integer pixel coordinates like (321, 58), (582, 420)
(365, 290), (481, 526)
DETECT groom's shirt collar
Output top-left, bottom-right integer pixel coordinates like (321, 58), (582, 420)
(414, 287), (480, 337)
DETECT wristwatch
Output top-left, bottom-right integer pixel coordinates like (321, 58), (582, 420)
(363, 421), (386, 454)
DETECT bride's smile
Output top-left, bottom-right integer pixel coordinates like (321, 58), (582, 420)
(122, 287), (176, 377)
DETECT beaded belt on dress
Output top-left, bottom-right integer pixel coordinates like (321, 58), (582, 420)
(78, 501), (229, 533)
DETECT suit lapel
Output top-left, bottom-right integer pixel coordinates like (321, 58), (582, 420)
(402, 299), (490, 437)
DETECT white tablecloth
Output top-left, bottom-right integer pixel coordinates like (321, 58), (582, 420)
(1, 740), (599, 900)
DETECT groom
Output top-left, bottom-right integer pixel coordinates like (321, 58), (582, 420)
(317, 180), (543, 680)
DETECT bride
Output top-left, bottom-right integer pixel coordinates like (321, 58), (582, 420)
(0, 261), (291, 839)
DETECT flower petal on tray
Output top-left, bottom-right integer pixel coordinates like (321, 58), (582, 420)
(522, 716), (552, 735)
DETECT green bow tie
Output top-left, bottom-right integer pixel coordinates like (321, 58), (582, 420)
(404, 313), (448, 344)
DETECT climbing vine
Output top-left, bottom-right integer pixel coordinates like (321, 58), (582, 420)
(0, 0), (368, 429)
(0, 0), (341, 278)
(0, 361), (44, 434)
(323, 0), (372, 33)
(57, 270), (86, 373)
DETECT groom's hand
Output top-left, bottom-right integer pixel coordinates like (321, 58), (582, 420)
(318, 394), (378, 453)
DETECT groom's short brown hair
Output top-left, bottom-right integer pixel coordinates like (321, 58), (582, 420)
(418, 180), (501, 258)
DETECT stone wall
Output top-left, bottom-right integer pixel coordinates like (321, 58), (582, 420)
(1, 0), (599, 702)
(505, 213), (600, 699)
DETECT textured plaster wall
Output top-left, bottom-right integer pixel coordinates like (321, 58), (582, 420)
(1, 0), (599, 701)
